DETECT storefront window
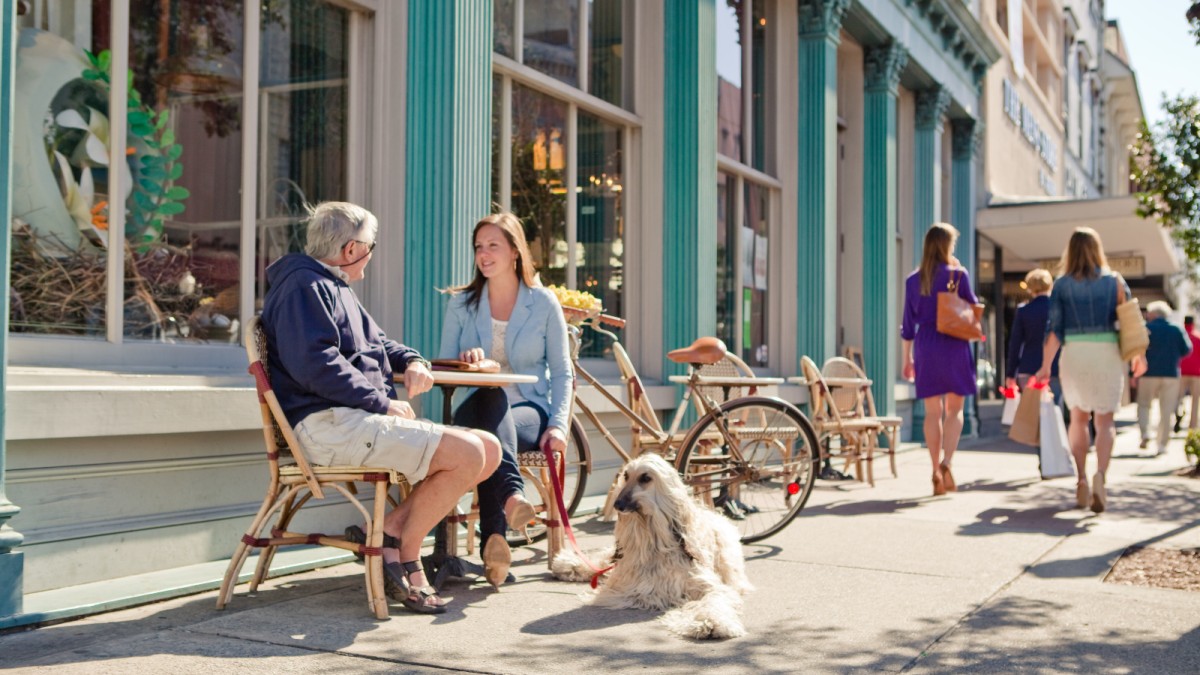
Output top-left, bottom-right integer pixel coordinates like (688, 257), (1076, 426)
(743, 182), (768, 366)
(11, 2), (112, 335)
(715, 0), (743, 163)
(716, 171), (737, 349)
(494, 0), (515, 58)
(494, 1), (634, 360)
(10, 0), (354, 348)
(714, 0), (774, 367)
(511, 85), (568, 287)
(576, 112), (622, 357)
(253, 0), (350, 311)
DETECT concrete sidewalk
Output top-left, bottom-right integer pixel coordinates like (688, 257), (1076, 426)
(2, 404), (1198, 673)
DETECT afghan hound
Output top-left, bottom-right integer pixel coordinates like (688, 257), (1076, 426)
(551, 453), (753, 639)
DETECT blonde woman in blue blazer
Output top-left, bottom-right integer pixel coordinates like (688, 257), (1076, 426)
(439, 213), (573, 588)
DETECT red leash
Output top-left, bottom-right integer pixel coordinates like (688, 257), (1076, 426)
(541, 440), (613, 587)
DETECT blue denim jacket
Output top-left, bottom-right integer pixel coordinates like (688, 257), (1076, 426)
(1047, 270), (1131, 342)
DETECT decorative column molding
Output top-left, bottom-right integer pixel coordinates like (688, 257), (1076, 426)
(950, 117), (983, 271)
(913, 86), (951, 259)
(403, 1), (491, 364)
(951, 115), (982, 437)
(794, 0), (848, 365)
(662, 0), (717, 376)
(861, 42), (907, 417)
(1, 0), (25, 620)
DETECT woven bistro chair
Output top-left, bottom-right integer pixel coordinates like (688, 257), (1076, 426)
(822, 357), (896, 485)
(835, 350), (902, 479)
(798, 356), (880, 483)
(216, 317), (412, 619)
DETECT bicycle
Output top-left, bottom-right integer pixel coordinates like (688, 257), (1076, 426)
(514, 308), (820, 545)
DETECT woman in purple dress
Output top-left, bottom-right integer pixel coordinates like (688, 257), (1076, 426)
(901, 223), (978, 496)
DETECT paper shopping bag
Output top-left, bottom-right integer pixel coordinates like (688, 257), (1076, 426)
(1008, 379), (1044, 446)
(1000, 386), (1020, 426)
(1038, 393), (1075, 479)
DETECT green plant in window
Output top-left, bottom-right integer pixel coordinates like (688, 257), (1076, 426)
(81, 49), (188, 249)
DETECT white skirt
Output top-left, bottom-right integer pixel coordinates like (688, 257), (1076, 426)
(1059, 340), (1126, 414)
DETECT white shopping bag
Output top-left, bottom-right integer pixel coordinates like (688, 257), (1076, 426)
(1000, 387), (1020, 426)
(1038, 391), (1074, 479)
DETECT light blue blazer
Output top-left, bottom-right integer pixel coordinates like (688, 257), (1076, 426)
(438, 282), (573, 431)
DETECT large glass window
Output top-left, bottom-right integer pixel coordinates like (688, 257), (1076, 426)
(714, 0), (776, 369)
(493, 0), (635, 360)
(10, 0), (358, 352)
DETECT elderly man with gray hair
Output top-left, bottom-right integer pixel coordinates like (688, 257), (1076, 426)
(1134, 300), (1193, 456)
(261, 201), (502, 614)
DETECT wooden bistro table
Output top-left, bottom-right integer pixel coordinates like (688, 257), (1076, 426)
(422, 369), (538, 588)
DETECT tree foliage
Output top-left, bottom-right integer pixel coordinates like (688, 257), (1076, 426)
(1130, 95), (1200, 261)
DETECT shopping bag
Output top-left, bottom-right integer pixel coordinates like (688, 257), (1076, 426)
(1008, 378), (1044, 446)
(1038, 392), (1075, 479)
(1000, 386), (1020, 426)
(1115, 278), (1149, 361)
(936, 269), (985, 342)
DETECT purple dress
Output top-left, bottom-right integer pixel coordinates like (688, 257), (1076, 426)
(901, 264), (978, 399)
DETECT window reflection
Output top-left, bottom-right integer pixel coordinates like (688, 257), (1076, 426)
(588, 0), (623, 106)
(744, 182), (768, 366)
(495, 0), (515, 58)
(524, 0), (579, 87)
(577, 113), (622, 357)
(716, 172), (736, 348)
(511, 85), (568, 287)
(716, 0), (742, 163)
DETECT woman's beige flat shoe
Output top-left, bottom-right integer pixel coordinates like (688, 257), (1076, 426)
(482, 533), (512, 589)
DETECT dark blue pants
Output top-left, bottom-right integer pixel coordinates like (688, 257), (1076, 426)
(452, 388), (547, 541)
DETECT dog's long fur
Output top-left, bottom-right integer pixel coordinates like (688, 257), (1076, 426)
(551, 453), (753, 639)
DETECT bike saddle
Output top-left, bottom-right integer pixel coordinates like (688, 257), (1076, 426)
(666, 336), (728, 365)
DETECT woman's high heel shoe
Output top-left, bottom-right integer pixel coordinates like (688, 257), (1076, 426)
(1076, 478), (1091, 510)
(932, 469), (946, 496)
(506, 496), (537, 543)
(482, 533), (512, 589)
(1091, 472), (1106, 514)
(940, 463), (957, 492)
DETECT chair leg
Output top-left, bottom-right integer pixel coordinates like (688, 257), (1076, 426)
(888, 428), (899, 477)
(217, 483), (280, 609)
(251, 492), (299, 592)
(366, 479), (389, 620)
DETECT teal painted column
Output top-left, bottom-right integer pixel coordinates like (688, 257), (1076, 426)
(913, 86), (950, 260)
(909, 86), (950, 442)
(404, 0), (491, 417)
(795, 0), (849, 365)
(862, 43), (907, 419)
(952, 117), (983, 437)
(0, 0), (24, 620)
(662, 0), (717, 377)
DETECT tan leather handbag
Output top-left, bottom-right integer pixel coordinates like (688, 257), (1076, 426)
(1115, 275), (1148, 361)
(936, 268), (985, 342)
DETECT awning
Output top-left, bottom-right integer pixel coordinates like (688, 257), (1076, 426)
(977, 195), (1180, 277)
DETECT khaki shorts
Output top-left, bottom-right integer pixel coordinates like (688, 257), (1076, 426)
(294, 407), (443, 483)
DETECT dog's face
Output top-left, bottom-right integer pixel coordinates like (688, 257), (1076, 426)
(613, 454), (685, 514)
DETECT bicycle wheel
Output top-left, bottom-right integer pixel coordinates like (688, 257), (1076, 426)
(674, 396), (819, 543)
(507, 415), (591, 545)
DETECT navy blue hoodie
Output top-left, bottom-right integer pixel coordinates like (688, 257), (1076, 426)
(260, 253), (424, 428)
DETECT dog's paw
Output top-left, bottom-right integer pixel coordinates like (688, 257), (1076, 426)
(549, 552), (598, 583)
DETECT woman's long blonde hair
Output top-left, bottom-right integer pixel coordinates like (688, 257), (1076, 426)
(445, 212), (539, 309)
(919, 222), (959, 296)
(1061, 227), (1108, 279)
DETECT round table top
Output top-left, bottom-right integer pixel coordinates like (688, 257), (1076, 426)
(431, 371), (539, 387)
(668, 375), (785, 386)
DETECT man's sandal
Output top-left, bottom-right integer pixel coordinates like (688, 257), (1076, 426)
(383, 560), (448, 614)
(344, 525), (400, 563)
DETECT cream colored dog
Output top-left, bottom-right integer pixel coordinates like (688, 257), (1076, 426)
(551, 453), (753, 639)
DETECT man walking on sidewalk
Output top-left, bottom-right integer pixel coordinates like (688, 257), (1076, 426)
(1136, 302), (1192, 456)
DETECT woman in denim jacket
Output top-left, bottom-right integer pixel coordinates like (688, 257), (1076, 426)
(439, 213), (572, 588)
(1036, 227), (1147, 513)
